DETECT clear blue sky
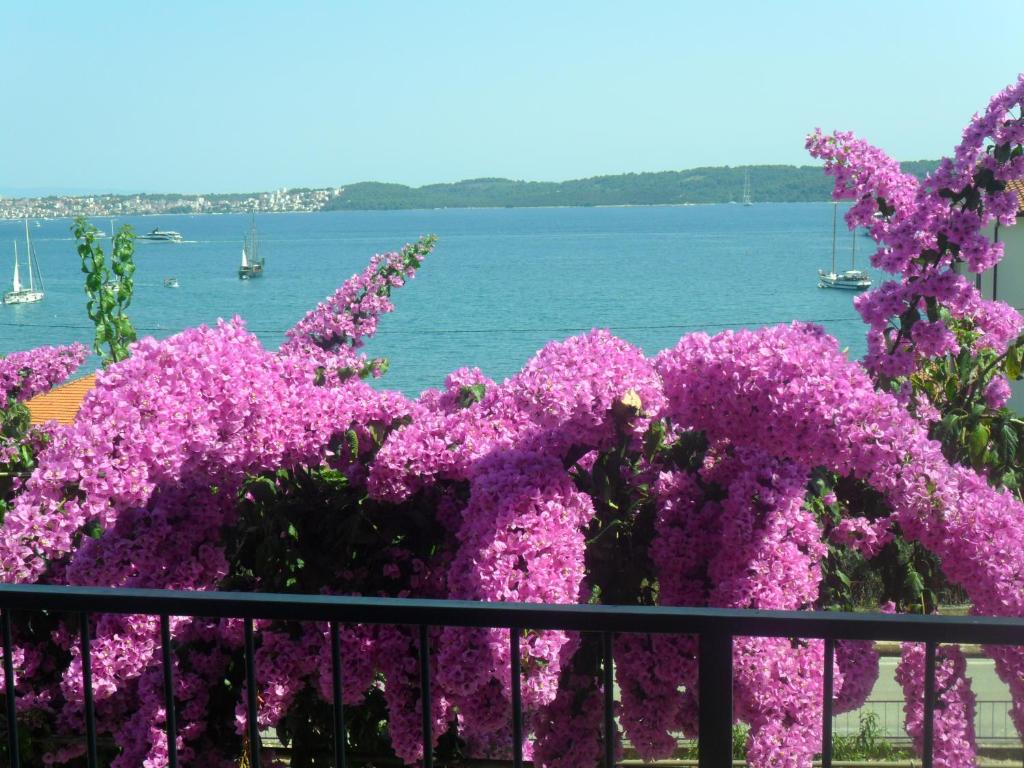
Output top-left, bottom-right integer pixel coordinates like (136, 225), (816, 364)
(2, 1), (1021, 194)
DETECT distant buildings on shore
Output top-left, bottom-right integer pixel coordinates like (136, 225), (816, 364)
(0, 187), (345, 220)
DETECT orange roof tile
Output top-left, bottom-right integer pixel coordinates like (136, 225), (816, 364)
(26, 373), (97, 425)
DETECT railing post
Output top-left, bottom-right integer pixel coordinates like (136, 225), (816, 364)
(698, 631), (733, 768)
(160, 615), (178, 768)
(822, 637), (834, 768)
(602, 632), (616, 768)
(80, 612), (98, 768)
(2, 609), (20, 768)
(510, 629), (523, 768)
(922, 641), (936, 768)
(419, 624), (432, 768)
(330, 621), (348, 768)
(244, 618), (261, 768)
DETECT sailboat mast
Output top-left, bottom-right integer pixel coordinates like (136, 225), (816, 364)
(831, 202), (838, 274)
(24, 219), (34, 291)
(851, 225), (856, 269)
(12, 242), (20, 293)
(32, 248), (44, 292)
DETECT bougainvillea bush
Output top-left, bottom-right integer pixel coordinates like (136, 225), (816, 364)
(2, 77), (1024, 768)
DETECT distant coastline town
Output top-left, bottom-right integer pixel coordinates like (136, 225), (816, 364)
(0, 187), (345, 221)
(0, 161), (939, 219)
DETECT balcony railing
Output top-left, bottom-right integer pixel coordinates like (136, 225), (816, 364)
(0, 584), (1021, 768)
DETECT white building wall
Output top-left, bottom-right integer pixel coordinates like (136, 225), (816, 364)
(981, 220), (1024, 411)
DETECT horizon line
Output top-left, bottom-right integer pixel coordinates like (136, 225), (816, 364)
(0, 158), (940, 200)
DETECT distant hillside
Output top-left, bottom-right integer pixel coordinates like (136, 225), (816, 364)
(323, 162), (940, 211)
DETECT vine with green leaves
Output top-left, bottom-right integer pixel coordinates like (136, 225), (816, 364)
(73, 217), (137, 366)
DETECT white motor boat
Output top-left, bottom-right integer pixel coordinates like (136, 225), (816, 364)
(138, 228), (183, 243)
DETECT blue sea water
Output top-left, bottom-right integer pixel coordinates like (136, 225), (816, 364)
(0, 204), (884, 395)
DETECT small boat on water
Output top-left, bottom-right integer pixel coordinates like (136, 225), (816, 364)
(163, 276), (179, 288)
(138, 228), (183, 243)
(819, 203), (871, 291)
(742, 170), (753, 206)
(238, 208), (265, 279)
(3, 220), (45, 305)
(819, 268), (871, 290)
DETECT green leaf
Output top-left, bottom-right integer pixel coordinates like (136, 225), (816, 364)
(456, 383), (486, 408)
(957, 351), (973, 381)
(1000, 423), (1019, 461)
(968, 423), (990, 464)
(672, 430), (709, 473)
(1005, 346), (1022, 381)
(902, 566), (924, 599)
(642, 419), (667, 461)
(367, 422), (383, 447)
(345, 429), (359, 461)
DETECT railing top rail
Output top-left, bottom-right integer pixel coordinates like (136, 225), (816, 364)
(0, 584), (1021, 645)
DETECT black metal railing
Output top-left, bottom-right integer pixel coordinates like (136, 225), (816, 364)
(0, 584), (1021, 768)
(831, 700), (1020, 743)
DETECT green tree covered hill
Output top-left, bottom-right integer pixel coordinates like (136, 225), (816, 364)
(323, 162), (939, 210)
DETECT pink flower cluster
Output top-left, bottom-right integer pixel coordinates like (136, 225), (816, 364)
(368, 328), (665, 502)
(807, 77), (1024, 379)
(0, 244), (433, 764)
(656, 321), (1024, 763)
(281, 236), (435, 382)
(0, 343), (87, 409)
(438, 452), (594, 710)
(829, 517), (894, 559)
(895, 643), (977, 768)
(984, 375), (1013, 409)
(2, 314), (1023, 767)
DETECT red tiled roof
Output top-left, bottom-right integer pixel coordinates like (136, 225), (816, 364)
(26, 373), (97, 425)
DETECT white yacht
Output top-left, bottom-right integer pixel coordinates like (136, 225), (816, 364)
(819, 203), (871, 291)
(138, 228), (183, 243)
(3, 221), (44, 305)
(818, 268), (871, 291)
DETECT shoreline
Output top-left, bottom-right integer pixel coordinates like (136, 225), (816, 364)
(0, 199), (849, 223)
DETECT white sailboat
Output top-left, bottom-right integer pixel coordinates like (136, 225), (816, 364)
(819, 202), (871, 291)
(238, 208), (265, 279)
(742, 170), (753, 206)
(3, 220), (45, 304)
